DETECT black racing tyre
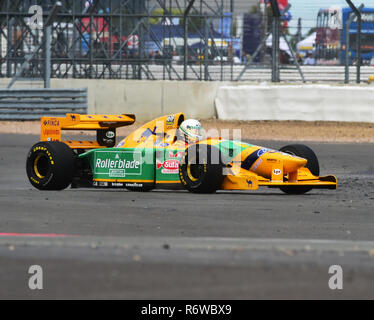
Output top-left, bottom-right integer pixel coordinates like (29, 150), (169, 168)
(179, 144), (224, 194)
(279, 144), (320, 195)
(26, 141), (76, 190)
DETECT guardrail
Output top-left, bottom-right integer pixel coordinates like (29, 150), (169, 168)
(0, 88), (87, 120)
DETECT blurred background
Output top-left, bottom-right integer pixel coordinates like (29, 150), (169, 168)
(0, 0), (373, 82)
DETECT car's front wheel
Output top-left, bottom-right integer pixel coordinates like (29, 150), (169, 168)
(179, 144), (224, 194)
(279, 144), (320, 195)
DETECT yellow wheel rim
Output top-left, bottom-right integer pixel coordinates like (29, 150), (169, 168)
(187, 164), (198, 182)
(34, 154), (46, 179)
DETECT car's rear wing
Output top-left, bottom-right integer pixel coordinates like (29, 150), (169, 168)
(40, 113), (136, 149)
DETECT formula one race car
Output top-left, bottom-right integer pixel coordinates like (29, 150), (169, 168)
(26, 113), (337, 194)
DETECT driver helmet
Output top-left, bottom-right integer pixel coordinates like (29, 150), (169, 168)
(178, 119), (203, 144)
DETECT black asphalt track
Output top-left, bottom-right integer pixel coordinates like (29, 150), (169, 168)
(0, 134), (373, 299)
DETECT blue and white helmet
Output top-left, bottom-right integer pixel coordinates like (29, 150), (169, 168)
(178, 119), (203, 143)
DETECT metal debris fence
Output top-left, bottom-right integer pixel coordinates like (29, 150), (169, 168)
(0, 0), (373, 84)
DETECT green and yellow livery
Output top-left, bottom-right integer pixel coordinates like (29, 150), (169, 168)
(26, 113), (337, 194)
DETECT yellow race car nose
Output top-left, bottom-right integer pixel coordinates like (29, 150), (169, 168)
(283, 156), (308, 173)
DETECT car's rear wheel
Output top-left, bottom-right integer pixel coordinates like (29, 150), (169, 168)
(279, 144), (320, 195)
(179, 144), (224, 194)
(26, 141), (76, 190)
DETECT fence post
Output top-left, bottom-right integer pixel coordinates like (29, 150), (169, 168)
(269, 0), (280, 83)
(44, 2), (62, 88)
(260, 2), (268, 63)
(345, 13), (355, 83)
(346, 1), (364, 84)
(204, 16), (209, 81)
(44, 26), (51, 88)
(183, 0), (195, 80)
(6, 11), (12, 78)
